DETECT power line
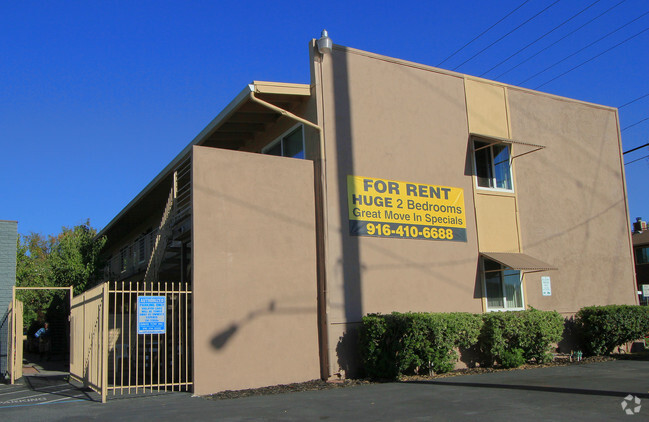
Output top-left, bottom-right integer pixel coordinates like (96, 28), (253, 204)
(452, 0), (563, 71)
(622, 116), (649, 132)
(437, 0), (532, 67)
(495, 0), (626, 79)
(625, 154), (649, 165)
(619, 93), (649, 109)
(519, 10), (649, 85)
(535, 26), (649, 89)
(479, 0), (603, 77)
(623, 143), (649, 155)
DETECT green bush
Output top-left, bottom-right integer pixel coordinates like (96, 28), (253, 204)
(479, 308), (563, 366)
(359, 312), (483, 379)
(500, 348), (526, 368)
(575, 305), (649, 356)
(359, 309), (564, 378)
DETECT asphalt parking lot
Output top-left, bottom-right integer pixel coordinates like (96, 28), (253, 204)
(2, 360), (649, 421)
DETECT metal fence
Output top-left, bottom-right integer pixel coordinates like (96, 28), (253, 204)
(70, 282), (192, 402)
(70, 283), (107, 400)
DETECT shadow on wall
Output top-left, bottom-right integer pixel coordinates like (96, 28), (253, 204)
(335, 324), (361, 378)
(458, 344), (483, 369)
(332, 47), (363, 326)
(472, 259), (482, 299)
(558, 316), (581, 354)
(210, 300), (315, 350)
(464, 138), (475, 178)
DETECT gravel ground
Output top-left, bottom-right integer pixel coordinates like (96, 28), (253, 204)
(204, 355), (634, 401)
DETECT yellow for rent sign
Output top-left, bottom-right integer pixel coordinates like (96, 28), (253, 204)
(347, 175), (467, 242)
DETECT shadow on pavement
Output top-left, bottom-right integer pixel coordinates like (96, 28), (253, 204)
(23, 375), (95, 402)
(405, 379), (649, 399)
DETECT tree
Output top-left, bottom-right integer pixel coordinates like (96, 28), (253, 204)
(49, 223), (106, 294)
(16, 232), (52, 288)
(15, 220), (106, 332)
(16, 232), (55, 334)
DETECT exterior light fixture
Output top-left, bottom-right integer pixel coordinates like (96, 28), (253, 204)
(317, 29), (332, 54)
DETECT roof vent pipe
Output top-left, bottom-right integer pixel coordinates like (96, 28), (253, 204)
(317, 29), (333, 54)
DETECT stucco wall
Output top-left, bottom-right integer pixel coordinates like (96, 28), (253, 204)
(191, 146), (319, 395)
(314, 46), (483, 375)
(508, 88), (636, 312)
(313, 45), (636, 375)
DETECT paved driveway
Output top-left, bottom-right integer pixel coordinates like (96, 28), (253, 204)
(2, 360), (649, 421)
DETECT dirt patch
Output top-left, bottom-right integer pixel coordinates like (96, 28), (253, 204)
(400, 355), (616, 381)
(203, 354), (641, 400)
(205, 379), (370, 400)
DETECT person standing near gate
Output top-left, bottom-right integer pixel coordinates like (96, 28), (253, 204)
(35, 322), (52, 360)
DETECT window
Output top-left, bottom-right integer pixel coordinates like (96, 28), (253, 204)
(483, 259), (524, 311)
(136, 236), (146, 264)
(120, 246), (130, 272)
(262, 125), (305, 159)
(474, 140), (513, 190)
(636, 247), (649, 264)
(104, 256), (113, 278)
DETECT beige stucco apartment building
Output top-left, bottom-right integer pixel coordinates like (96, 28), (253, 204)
(97, 39), (637, 395)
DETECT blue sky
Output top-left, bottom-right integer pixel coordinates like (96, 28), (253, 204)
(2, 0), (648, 236)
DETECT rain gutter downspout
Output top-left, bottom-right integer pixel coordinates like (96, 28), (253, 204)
(249, 91), (321, 131)
(249, 90), (330, 379)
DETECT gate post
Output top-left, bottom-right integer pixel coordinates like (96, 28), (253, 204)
(8, 287), (14, 385)
(101, 282), (109, 403)
(9, 286), (15, 385)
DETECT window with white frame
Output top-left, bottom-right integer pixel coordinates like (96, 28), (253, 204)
(474, 140), (513, 191)
(483, 259), (524, 311)
(262, 125), (305, 159)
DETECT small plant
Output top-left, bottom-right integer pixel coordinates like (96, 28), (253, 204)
(499, 348), (525, 368)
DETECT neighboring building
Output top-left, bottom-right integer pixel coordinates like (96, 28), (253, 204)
(96, 38), (637, 395)
(0, 220), (18, 379)
(632, 218), (649, 305)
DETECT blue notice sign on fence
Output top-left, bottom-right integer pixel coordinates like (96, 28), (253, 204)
(137, 296), (167, 334)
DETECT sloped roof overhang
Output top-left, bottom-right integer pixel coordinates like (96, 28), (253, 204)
(481, 252), (557, 273)
(97, 81), (311, 242)
(632, 230), (649, 246)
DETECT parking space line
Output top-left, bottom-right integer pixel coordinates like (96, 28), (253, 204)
(0, 389), (91, 407)
(0, 388), (30, 396)
(41, 393), (88, 404)
(4, 387), (78, 401)
(0, 398), (87, 409)
(0, 382), (71, 396)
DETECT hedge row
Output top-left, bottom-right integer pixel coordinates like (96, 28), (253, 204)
(359, 309), (564, 379)
(575, 305), (649, 356)
(360, 305), (649, 379)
